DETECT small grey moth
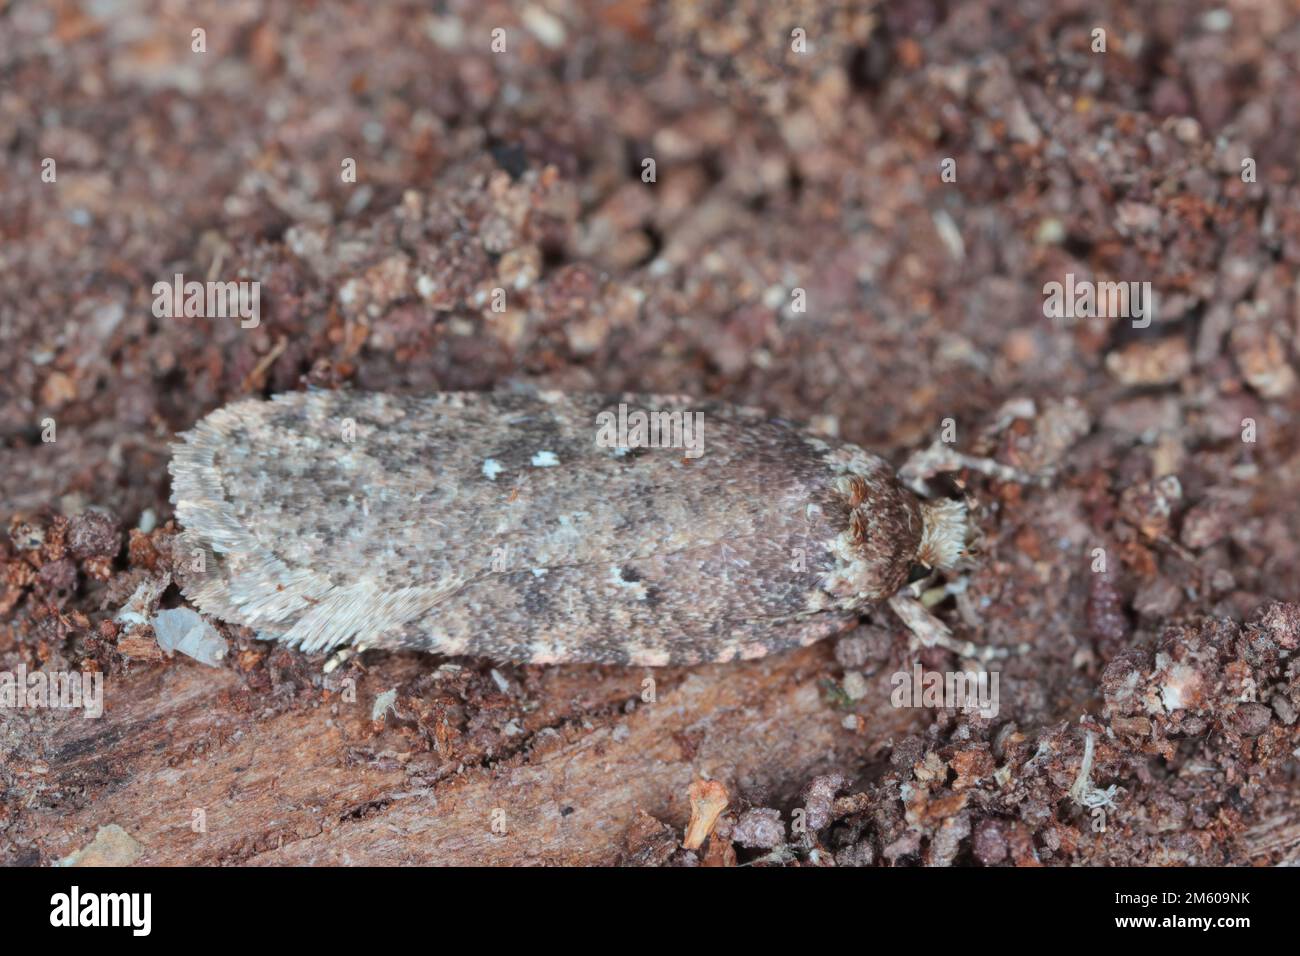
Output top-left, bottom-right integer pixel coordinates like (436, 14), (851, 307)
(169, 391), (968, 665)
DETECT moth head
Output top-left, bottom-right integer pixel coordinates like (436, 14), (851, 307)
(829, 473), (926, 602)
(915, 497), (969, 571)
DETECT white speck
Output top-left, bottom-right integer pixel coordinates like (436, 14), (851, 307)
(137, 508), (157, 534)
(152, 608), (228, 666)
(1200, 9), (1231, 32)
(522, 5), (566, 48)
(1162, 674), (1185, 711)
(482, 458), (503, 480)
(841, 670), (869, 700)
(1159, 659), (1201, 713)
(531, 568), (547, 578)
(531, 450), (559, 467)
(425, 15), (464, 49)
(338, 278), (362, 306)
(1036, 218), (1066, 245)
(932, 209), (965, 261)
(371, 688), (397, 722)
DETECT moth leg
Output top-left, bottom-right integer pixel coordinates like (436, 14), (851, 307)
(910, 572), (982, 628)
(887, 592), (1027, 663)
(898, 438), (1042, 498)
(322, 641), (369, 674)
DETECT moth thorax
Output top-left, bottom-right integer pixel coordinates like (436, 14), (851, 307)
(832, 473), (925, 602)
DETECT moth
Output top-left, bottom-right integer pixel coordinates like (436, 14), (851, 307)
(169, 391), (968, 665)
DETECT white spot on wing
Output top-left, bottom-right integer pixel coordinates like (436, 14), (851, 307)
(608, 565), (648, 600)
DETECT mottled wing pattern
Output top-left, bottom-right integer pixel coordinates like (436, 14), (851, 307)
(170, 390), (914, 664)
